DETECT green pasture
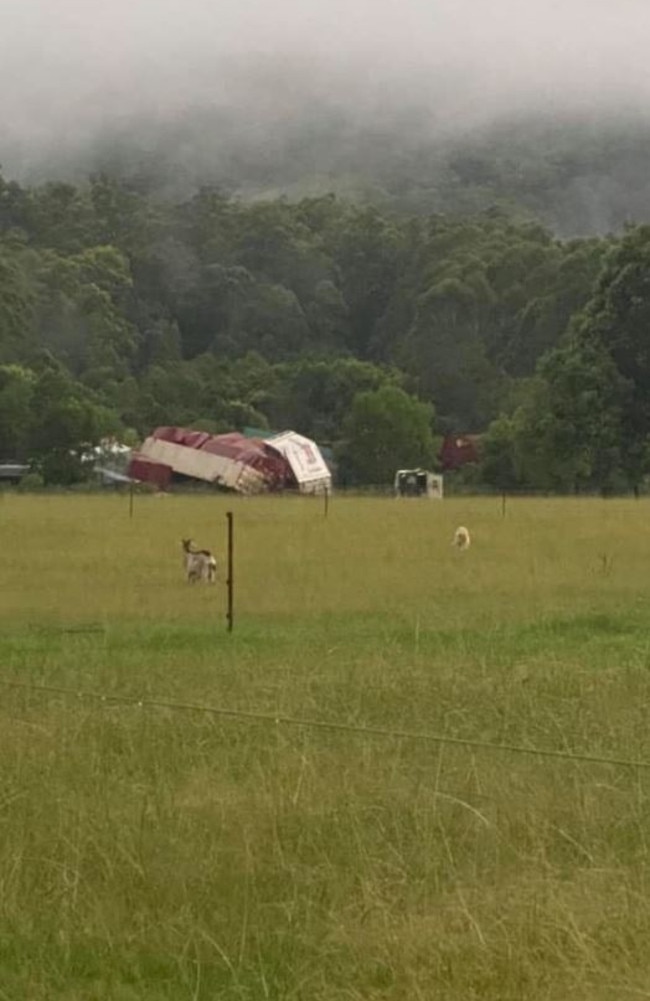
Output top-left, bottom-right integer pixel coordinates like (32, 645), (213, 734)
(2, 493), (650, 999)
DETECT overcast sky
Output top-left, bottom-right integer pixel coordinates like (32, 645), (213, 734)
(2, 0), (650, 164)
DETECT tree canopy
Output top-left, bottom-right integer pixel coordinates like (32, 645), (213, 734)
(0, 169), (647, 489)
(338, 386), (436, 486)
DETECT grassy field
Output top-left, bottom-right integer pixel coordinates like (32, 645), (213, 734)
(2, 492), (650, 999)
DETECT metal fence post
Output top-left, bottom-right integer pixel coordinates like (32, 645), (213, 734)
(226, 511), (234, 632)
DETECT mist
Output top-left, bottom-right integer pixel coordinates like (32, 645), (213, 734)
(2, 0), (650, 231)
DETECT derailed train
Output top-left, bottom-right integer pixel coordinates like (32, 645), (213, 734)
(127, 426), (332, 495)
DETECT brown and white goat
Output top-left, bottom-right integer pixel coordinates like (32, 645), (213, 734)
(181, 539), (218, 583)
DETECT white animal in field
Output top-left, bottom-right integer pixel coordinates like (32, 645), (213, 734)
(452, 526), (471, 550)
(181, 539), (218, 583)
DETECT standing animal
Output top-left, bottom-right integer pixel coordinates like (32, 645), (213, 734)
(452, 526), (471, 550)
(181, 539), (218, 583)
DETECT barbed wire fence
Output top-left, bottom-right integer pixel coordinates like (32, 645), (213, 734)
(0, 678), (648, 772)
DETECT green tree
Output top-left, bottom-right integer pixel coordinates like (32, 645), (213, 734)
(265, 357), (401, 441)
(574, 225), (650, 488)
(29, 367), (121, 484)
(504, 238), (607, 375)
(510, 335), (624, 493)
(34, 246), (138, 379)
(0, 364), (35, 458)
(0, 244), (34, 360)
(338, 385), (436, 485)
(479, 414), (522, 493)
(401, 273), (503, 429)
(325, 205), (404, 356)
(18, 181), (94, 253)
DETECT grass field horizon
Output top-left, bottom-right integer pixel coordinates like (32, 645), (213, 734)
(3, 494), (650, 999)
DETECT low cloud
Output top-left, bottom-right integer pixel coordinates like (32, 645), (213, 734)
(2, 0), (649, 177)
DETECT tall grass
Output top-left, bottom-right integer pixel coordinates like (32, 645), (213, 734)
(1, 494), (650, 998)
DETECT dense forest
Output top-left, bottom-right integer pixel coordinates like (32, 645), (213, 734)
(0, 162), (649, 491)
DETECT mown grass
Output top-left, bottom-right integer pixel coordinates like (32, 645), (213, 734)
(2, 493), (650, 998)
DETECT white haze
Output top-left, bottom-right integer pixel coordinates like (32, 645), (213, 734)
(1, 0), (650, 175)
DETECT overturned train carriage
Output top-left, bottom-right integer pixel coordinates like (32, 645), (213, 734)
(394, 469), (443, 499)
(128, 427), (332, 495)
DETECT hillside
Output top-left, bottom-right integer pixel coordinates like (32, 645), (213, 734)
(2, 117), (650, 493)
(10, 109), (650, 238)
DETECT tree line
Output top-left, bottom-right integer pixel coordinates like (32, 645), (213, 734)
(0, 171), (646, 490)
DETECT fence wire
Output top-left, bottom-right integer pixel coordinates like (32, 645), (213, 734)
(0, 678), (649, 771)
